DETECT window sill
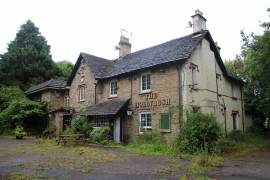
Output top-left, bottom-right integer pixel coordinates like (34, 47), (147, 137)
(108, 95), (118, 99)
(78, 100), (85, 103)
(139, 90), (151, 95)
(159, 129), (171, 133)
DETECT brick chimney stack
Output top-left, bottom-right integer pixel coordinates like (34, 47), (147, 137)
(118, 35), (132, 57)
(191, 10), (207, 32)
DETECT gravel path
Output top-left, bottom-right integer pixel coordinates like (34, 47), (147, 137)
(1, 137), (270, 180)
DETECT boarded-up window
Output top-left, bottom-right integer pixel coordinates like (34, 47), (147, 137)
(159, 113), (170, 132)
(231, 83), (237, 99)
(232, 112), (238, 130)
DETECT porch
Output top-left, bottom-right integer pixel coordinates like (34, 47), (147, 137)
(82, 98), (130, 143)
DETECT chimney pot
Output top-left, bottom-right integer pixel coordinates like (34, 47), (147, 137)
(191, 10), (207, 33)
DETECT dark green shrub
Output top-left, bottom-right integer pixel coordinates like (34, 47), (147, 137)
(71, 116), (93, 136)
(214, 138), (236, 153)
(89, 126), (111, 144)
(177, 112), (221, 153)
(0, 98), (48, 134)
(228, 130), (245, 141)
(61, 127), (74, 135)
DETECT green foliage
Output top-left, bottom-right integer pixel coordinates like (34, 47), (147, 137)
(228, 130), (245, 141)
(0, 85), (26, 111)
(238, 9), (270, 126)
(56, 60), (74, 80)
(71, 116), (93, 136)
(136, 130), (165, 144)
(89, 126), (111, 144)
(0, 98), (48, 133)
(125, 131), (177, 156)
(0, 20), (60, 90)
(188, 152), (224, 175)
(15, 125), (26, 139)
(177, 112), (221, 153)
(214, 138), (236, 153)
(61, 127), (74, 135)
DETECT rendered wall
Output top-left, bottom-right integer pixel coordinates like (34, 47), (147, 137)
(182, 39), (245, 133)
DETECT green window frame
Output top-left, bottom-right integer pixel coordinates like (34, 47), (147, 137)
(159, 113), (171, 132)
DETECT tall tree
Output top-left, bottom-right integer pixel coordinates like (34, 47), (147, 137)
(0, 20), (60, 90)
(56, 60), (74, 80)
(239, 8), (270, 121)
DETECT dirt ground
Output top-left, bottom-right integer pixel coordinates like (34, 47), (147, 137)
(0, 137), (270, 180)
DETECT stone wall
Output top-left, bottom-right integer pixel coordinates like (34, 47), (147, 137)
(69, 59), (96, 114)
(40, 90), (66, 111)
(96, 65), (181, 143)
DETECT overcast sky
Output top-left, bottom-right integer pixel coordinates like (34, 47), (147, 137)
(0, 0), (269, 63)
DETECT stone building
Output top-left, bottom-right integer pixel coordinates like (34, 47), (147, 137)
(26, 10), (249, 143)
(25, 79), (72, 132)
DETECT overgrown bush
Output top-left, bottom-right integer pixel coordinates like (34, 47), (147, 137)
(61, 127), (74, 135)
(0, 98), (48, 134)
(177, 112), (221, 153)
(228, 130), (245, 141)
(214, 138), (236, 153)
(71, 116), (93, 137)
(125, 130), (177, 156)
(89, 126), (111, 144)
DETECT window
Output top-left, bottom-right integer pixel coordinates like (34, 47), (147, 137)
(191, 63), (199, 88)
(232, 112), (238, 130)
(231, 84), (237, 99)
(79, 85), (85, 101)
(64, 96), (69, 107)
(159, 113), (170, 132)
(109, 80), (117, 97)
(139, 112), (152, 134)
(91, 119), (110, 128)
(141, 74), (151, 93)
(63, 115), (72, 130)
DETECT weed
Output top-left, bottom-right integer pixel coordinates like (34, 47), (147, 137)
(187, 153), (224, 175)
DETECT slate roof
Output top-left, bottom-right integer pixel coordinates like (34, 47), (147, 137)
(69, 31), (207, 82)
(83, 98), (130, 116)
(68, 30), (243, 84)
(25, 79), (67, 95)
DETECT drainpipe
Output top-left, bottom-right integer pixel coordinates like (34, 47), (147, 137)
(177, 64), (183, 127)
(94, 82), (97, 104)
(240, 85), (245, 132)
(222, 98), (227, 137)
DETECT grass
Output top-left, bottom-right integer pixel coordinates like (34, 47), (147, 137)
(7, 172), (50, 180)
(122, 142), (178, 156)
(187, 153), (224, 175)
(224, 133), (270, 158)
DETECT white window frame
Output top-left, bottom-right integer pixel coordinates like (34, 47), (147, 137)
(79, 85), (85, 102)
(91, 119), (110, 128)
(140, 73), (151, 93)
(139, 112), (152, 134)
(109, 80), (118, 97)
